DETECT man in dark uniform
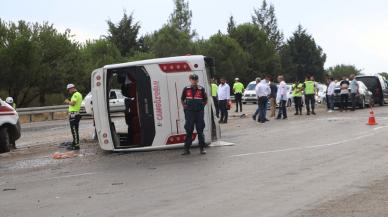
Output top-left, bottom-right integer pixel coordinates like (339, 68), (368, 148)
(181, 74), (208, 155)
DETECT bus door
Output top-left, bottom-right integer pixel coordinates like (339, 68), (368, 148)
(106, 66), (155, 149)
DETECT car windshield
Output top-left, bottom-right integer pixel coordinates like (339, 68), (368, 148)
(247, 83), (256, 90)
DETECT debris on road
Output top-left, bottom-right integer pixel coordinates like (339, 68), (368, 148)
(51, 151), (78, 159)
(3, 188), (16, 191)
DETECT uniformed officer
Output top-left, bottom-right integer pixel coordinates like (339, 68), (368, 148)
(292, 81), (304, 115)
(64, 84), (83, 150)
(211, 79), (219, 118)
(233, 78), (245, 113)
(181, 74), (208, 155)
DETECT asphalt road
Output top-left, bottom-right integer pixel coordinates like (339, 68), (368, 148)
(1, 104), (388, 217)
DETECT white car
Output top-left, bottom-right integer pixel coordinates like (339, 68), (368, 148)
(81, 89), (126, 115)
(242, 81), (257, 104)
(0, 99), (21, 153)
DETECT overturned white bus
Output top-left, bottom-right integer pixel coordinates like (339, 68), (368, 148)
(90, 55), (220, 151)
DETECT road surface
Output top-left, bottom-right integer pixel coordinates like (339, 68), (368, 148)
(1, 104), (388, 217)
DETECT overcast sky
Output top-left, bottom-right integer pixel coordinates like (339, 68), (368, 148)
(1, 0), (387, 73)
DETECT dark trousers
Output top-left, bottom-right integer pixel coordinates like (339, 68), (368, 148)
(258, 96), (268, 123)
(351, 93), (357, 110)
(69, 114), (81, 146)
(328, 95), (335, 110)
(235, 93), (243, 112)
(277, 100), (287, 118)
(340, 94), (349, 110)
(184, 110), (205, 149)
(305, 94), (315, 112)
(212, 96), (219, 117)
(294, 97), (303, 114)
(218, 100), (228, 123)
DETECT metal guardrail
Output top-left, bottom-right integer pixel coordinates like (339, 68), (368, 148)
(16, 105), (68, 122)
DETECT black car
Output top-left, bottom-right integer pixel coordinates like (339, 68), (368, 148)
(355, 75), (388, 106)
(333, 81), (373, 109)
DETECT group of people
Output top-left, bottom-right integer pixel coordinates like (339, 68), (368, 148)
(250, 75), (319, 124)
(326, 74), (359, 112)
(211, 77), (245, 124)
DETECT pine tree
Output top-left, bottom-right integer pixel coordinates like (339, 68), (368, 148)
(252, 0), (284, 50)
(227, 16), (236, 35)
(280, 25), (326, 82)
(106, 12), (140, 57)
(168, 0), (195, 37)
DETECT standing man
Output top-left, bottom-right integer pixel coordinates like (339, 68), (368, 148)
(218, 78), (230, 124)
(269, 77), (278, 118)
(277, 75), (288, 120)
(64, 84), (83, 150)
(211, 79), (219, 118)
(252, 77), (261, 121)
(233, 78), (245, 113)
(181, 74), (208, 155)
(255, 76), (271, 123)
(292, 81), (304, 115)
(304, 75), (317, 115)
(327, 77), (336, 112)
(349, 74), (359, 111)
(340, 76), (350, 112)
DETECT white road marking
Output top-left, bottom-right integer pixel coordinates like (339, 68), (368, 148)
(230, 126), (388, 158)
(209, 141), (235, 147)
(44, 172), (97, 181)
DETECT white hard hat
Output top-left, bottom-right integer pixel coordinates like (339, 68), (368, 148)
(235, 78), (239, 81)
(66, 84), (75, 90)
(6, 97), (13, 104)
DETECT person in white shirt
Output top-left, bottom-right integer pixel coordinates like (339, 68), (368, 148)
(217, 78), (230, 124)
(254, 77), (271, 123)
(327, 77), (336, 112)
(252, 77), (261, 121)
(276, 75), (288, 120)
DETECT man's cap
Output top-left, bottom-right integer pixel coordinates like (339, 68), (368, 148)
(189, 74), (199, 80)
(66, 84), (75, 90)
(235, 78), (239, 81)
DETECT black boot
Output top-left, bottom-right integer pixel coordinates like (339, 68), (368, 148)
(182, 148), (191, 155)
(200, 147), (206, 155)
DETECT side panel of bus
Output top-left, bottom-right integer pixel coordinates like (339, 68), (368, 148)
(166, 70), (212, 145)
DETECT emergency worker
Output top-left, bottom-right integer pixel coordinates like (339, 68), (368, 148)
(292, 81), (304, 115)
(181, 74), (208, 155)
(233, 78), (244, 113)
(211, 79), (219, 118)
(64, 84), (83, 150)
(304, 76), (317, 115)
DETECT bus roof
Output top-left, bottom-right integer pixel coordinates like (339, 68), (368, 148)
(102, 55), (207, 70)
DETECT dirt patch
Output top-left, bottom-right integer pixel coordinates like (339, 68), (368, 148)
(296, 177), (388, 217)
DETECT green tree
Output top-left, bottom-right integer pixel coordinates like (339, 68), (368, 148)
(80, 39), (123, 91)
(0, 20), (41, 106)
(150, 25), (193, 57)
(252, 0), (284, 50)
(230, 23), (280, 79)
(106, 12), (140, 57)
(227, 16), (236, 35)
(280, 25), (326, 82)
(168, 0), (196, 37)
(327, 64), (362, 80)
(379, 72), (388, 80)
(195, 33), (249, 83)
(35, 23), (83, 105)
